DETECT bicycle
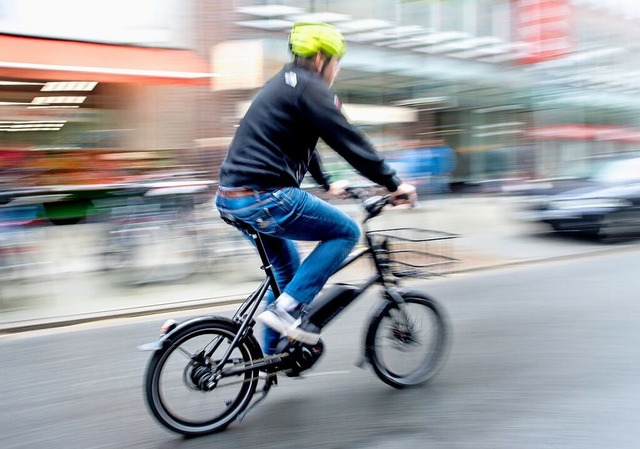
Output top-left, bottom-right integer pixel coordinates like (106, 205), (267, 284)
(139, 187), (456, 436)
(101, 182), (251, 285)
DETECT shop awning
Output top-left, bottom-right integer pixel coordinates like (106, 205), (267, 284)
(0, 34), (213, 85)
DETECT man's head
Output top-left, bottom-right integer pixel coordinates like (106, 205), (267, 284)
(289, 22), (346, 87)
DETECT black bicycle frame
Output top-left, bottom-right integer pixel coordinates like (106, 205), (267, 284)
(215, 193), (402, 375)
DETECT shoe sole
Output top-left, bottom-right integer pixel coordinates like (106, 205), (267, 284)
(256, 310), (294, 334)
(286, 326), (321, 345)
(257, 311), (320, 345)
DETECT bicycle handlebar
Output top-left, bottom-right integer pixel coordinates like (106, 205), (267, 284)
(344, 186), (407, 221)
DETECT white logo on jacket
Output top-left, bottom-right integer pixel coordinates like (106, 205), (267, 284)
(285, 71), (297, 88)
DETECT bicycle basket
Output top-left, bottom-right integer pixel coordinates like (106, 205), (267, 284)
(367, 227), (459, 278)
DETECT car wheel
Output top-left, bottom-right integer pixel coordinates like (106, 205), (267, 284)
(550, 222), (562, 232)
(597, 213), (631, 243)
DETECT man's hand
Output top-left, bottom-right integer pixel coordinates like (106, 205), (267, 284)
(328, 179), (350, 197)
(390, 182), (417, 206)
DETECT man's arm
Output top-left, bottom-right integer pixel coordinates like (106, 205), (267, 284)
(308, 150), (331, 191)
(300, 80), (401, 192)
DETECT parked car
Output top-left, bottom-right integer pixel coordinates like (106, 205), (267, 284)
(518, 153), (640, 239)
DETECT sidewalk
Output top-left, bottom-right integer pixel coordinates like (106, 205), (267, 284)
(1, 194), (638, 333)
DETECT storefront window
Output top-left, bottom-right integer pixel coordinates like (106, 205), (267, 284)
(209, 1), (640, 183)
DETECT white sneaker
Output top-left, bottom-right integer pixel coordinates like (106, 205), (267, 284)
(257, 304), (320, 345)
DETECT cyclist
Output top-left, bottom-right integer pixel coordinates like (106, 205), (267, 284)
(215, 22), (416, 355)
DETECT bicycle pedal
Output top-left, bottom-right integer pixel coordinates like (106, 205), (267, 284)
(258, 372), (276, 382)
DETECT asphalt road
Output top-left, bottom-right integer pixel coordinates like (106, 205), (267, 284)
(1, 248), (639, 449)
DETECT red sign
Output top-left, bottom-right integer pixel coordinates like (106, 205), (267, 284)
(514, 0), (572, 64)
(529, 125), (640, 143)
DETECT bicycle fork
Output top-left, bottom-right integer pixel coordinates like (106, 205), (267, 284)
(355, 285), (408, 369)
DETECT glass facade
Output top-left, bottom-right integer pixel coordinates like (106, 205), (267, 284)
(2, 0), (640, 189)
(213, 0), (640, 188)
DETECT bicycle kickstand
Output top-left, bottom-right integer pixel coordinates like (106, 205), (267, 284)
(355, 352), (370, 370)
(238, 373), (277, 423)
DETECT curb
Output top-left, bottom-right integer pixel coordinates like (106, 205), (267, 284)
(2, 243), (638, 336)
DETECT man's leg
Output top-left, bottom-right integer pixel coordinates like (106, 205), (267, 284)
(215, 191), (300, 355)
(257, 189), (360, 342)
(216, 188), (359, 344)
(277, 193), (360, 305)
(258, 236), (299, 354)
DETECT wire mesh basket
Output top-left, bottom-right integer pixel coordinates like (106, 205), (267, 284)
(367, 227), (459, 278)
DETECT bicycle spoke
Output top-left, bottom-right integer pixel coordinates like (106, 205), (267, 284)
(175, 346), (193, 359)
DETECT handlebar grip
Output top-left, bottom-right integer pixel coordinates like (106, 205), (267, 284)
(344, 186), (368, 201)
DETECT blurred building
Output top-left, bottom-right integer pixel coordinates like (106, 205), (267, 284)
(0, 0), (211, 189)
(202, 0), (640, 189)
(2, 0), (640, 191)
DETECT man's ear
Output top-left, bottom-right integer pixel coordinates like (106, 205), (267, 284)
(313, 52), (327, 73)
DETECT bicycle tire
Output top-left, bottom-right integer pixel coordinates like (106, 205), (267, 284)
(144, 319), (262, 436)
(365, 291), (450, 389)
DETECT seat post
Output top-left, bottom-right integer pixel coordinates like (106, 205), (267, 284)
(220, 212), (281, 298)
(249, 231), (282, 298)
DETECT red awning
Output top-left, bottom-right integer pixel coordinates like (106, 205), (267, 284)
(0, 34), (212, 85)
(528, 125), (640, 143)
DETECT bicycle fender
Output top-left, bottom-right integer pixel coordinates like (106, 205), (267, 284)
(137, 315), (237, 352)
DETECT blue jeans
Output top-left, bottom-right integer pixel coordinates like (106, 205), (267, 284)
(215, 187), (360, 354)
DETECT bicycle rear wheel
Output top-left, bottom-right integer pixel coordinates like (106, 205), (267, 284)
(144, 320), (262, 436)
(365, 291), (449, 389)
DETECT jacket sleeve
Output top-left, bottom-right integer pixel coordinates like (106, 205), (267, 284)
(308, 150), (331, 191)
(299, 80), (401, 192)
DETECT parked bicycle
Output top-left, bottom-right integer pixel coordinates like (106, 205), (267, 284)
(139, 187), (456, 436)
(101, 181), (251, 285)
(0, 204), (46, 285)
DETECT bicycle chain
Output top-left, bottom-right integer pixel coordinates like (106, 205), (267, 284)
(211, 352), (293, 388)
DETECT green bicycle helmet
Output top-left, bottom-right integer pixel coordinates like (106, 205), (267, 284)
(289, 22), (347, 59)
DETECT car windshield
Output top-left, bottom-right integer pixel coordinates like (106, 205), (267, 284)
(591, 157), (640, 184)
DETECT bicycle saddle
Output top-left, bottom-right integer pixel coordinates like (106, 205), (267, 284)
(218, 212), (257, 234)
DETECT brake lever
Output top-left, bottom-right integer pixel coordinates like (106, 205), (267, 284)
(364, 195), (391, 218)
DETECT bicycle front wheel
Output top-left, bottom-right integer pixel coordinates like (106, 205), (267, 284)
(365, 291), (450, 389)
(144, 320), (262, 436)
